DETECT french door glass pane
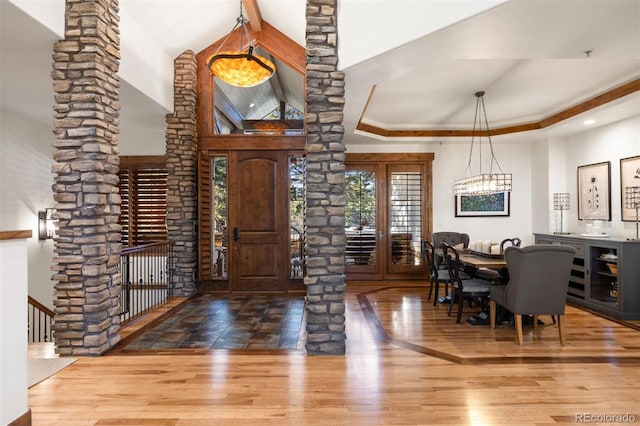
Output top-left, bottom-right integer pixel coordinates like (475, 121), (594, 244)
(390, 171), (422, 266)
(345, 171), (377, 265)
(289, 156), (305, 278)
(212, 156), (228, 278)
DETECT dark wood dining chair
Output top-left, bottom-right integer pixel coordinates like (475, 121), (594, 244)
(422, 240), (453, 306)
(500, 237), (521, 253)
(475, 237), (521, 282)
(489, 244), (576, 345)
(441, 243), (492, 324)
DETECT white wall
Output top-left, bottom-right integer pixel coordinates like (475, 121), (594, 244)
(0, 238), (30, 425)
(559, 116), (640, 238)
(0, 110), (57, 308)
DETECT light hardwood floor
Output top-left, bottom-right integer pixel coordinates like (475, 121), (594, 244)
(28, 283), (640, 425)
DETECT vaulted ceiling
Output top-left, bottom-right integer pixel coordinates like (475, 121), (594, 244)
(1, 0), (639, 148)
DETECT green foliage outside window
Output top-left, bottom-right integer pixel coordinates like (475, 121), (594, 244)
(345, 171), (376, 228)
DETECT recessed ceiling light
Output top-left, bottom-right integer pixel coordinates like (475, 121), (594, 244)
(584, 119), (596, 125)
(249, 103), (255, 108)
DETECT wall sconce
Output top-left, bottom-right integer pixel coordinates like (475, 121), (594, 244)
(38, 208), (55, 240)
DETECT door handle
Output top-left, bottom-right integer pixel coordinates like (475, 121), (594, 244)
(233, 227), (239, 241)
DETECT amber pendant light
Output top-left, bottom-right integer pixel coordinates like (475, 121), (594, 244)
(206, 1), (275, 87)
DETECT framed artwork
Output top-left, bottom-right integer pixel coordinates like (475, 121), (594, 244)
(577, 161), (611, 221)
(455, 192), (510, 217)
(620, 155), (640, 221)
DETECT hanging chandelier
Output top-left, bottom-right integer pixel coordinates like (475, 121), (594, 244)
(206, 1), (275, 87)
(454, 91), (512, 196)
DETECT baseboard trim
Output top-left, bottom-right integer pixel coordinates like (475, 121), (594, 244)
(8, 408), (31, 426)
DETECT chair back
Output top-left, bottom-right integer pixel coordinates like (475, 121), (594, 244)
(503, 244), (577, 315)
(433, 232), (470, 249)
(422, 239), (439, 280)
(441, 243), (463, 286)
(500, 237), (522, 254)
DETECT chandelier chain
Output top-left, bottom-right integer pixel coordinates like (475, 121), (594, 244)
(454, 90), (512, 196)
(479, 94), (505, 176)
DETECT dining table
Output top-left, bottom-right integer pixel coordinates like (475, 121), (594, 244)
(439, 248), (510, 325)
(457, 250), (507, 270)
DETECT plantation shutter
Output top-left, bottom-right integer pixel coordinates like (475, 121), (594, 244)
(119, 156), (168, 246)
(198, 150), (212, 280)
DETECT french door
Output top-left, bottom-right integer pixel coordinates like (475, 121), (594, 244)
(345, 154), (433, 281)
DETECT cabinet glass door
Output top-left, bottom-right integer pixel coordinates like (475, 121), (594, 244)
(589, 245), (618, 308)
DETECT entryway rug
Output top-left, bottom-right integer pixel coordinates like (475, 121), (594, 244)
(120, 294), (305, 351)
(28, 357), (76, 388)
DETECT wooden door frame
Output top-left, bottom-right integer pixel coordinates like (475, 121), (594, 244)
(345, 153), (434, 281)
(197, 135), (306, 293)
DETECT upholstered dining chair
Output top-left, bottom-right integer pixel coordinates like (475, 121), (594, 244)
(432, 232), (470, 251)
(432, 232), (470, 270)
(441, 243), (492, 324)
(489, 244), (577, 345)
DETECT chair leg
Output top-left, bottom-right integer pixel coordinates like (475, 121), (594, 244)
(427, 279), (434, 301)
(490, 300), (496, 329)
(448, 292), (455, 316)
(432, 281), (439, 306)
(533, 314), (539, 332)
(456, 296), (464, 324)
(557, 315), (565, 345)
(515, 314), (524, 345)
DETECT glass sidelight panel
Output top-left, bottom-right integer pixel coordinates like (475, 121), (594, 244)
(212, 156), (228, 279)
(289, 156), (306, 278)
(390, 171), (423, 266)
(345, 170), (377, 265)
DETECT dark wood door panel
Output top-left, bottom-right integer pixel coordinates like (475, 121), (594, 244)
(230, 150), (288, 292)
(237, 156), (278, 232)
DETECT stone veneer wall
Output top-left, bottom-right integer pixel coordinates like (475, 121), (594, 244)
(51, 0), (122, 355)
(305, 0), (347, 355)
(165, 51), (198, 297)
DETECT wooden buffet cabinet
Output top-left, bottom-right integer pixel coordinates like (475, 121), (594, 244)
(534, 233), (640, 320)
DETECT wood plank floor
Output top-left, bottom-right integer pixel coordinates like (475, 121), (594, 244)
(28, 282), (640, 425)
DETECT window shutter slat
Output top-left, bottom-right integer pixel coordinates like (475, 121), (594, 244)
(118, 160), (167, 247)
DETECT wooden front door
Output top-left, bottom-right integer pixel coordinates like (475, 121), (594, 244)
(228, 150), (289, 292)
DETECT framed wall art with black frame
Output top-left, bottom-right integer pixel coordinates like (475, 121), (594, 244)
(620, 155), (640, 221)
(455, 191), (510, 217)
(577, 161), (611, 221)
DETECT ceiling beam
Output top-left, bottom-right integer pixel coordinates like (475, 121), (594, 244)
(355, 77), (640, 139)
(243, 0), (263, 32)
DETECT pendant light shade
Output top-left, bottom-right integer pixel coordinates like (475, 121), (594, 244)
(454, 91), (512, 196)
(206, 2), (275, 87)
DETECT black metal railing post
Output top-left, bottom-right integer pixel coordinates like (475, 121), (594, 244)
(117, 240), (175, 324)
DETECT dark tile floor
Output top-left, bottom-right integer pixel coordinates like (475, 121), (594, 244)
(123, 294), (306, 350)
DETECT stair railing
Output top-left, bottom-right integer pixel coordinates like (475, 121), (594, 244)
(118, 240), (175, 324)
(28, 296), (54, 343)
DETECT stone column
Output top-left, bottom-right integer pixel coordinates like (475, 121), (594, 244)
(51, 0), (122, 355)
(305, 0), (347, 355)
(165, 51), (198, 297)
